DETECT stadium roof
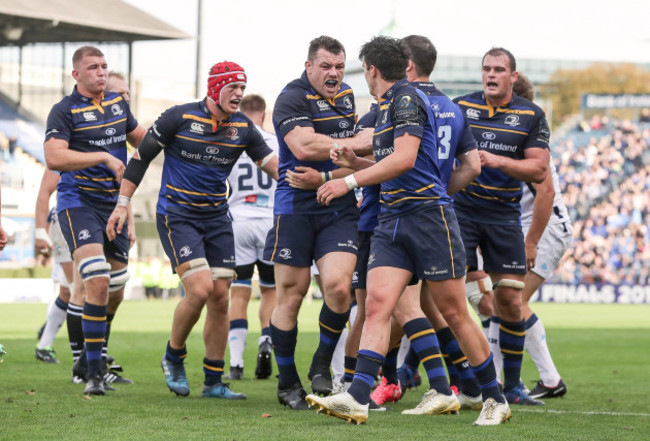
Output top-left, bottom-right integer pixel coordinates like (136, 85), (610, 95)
(0, 0), (191, 45)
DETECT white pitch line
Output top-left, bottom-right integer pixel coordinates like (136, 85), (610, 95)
(516, 408), (650, 417)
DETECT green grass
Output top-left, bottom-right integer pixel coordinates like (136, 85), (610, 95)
(1, 301), (648, 440)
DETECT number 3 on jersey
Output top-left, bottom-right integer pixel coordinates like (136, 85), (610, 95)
(438, 124), (451, 159)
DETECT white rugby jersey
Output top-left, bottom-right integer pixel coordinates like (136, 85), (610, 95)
(228, 125), (278, 220)
(520, 157), (570, 226)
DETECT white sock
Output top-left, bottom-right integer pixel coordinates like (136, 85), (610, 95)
(397, 334), (410, 368)
(257, 334), (271, 347)
(227, 327), (248, 368)
(349, 303), (358, 327)
(331, 326), (348, 383)
(38, 297), (67, 349)
(488, 317), (503, 382)
(525, 316), (561, 386)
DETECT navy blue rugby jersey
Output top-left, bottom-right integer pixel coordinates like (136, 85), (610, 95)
(355, 103), (380, 232)
(45, 86), (138, 211)
(272, 71), (357, 214)
(413, 82), (477, 188)
(150, 99), (273, 218)
(453, 91), (550, 224)
(373, 78), (450, 221)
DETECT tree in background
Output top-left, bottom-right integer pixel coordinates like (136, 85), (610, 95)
(541, 63), (650, 128)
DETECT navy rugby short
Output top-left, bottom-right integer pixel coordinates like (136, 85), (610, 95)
(263, 205), (359, 267)
(157, 212), (235, 272)
(368, 204), (465, 282)
(58, 206), (129, 263)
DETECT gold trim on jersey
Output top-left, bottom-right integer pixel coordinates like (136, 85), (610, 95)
(166, 184), (226, 197)
(165, 195), (226, 207)
(382, 183), (436, 195)
(460, 189), (518, 202)
(74, 175), (116, 182)
(456, 100), (535, 118)
(72, 117), (127, 132)
(469, 181), (521, 192)
(312, 112), (355, 122)
(175, 134), (245, 148)
(469, 123), (528, 136)
(380, 196), (440, 206)
(77, 186), (118, 193)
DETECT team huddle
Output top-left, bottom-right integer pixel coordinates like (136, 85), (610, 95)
(38, 34), (571, 427)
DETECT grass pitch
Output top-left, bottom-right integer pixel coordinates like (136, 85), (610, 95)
(0, 300), (648, 440)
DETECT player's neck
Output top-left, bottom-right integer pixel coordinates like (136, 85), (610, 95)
(486, 92), (513, 108)
(77, 84), (103, 101)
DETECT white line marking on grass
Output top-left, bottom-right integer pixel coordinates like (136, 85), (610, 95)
(516, 409), (650, 417)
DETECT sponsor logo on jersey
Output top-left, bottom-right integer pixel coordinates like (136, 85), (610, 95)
(111, 104), (123, 116)
(278, 248), (292, 260)
(381, 111), (388, 125)
(466, 108), (480, 120)
(190, 122), (205, 134)
(78, 229), (91, 240)
(482, 132), (496, 140)
(106, 128), (116, 136)
(317, 100), (330, 111)
(83, 112), (97, 121)
(179, 246), (192, 258)
(432, 102), (440, 111)
(206, 146), (219, 154)
(504, 115), (520, 126)
(226, 127), (239, 140)
(339, 120), (350, 129)
(343, 96), (353, 110)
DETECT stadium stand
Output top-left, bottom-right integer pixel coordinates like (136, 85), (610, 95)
(551, 117), (650, 285)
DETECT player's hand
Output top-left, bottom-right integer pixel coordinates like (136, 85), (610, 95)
(106, 206), (128, 241)
(330, 144), (357, 169)
(286, 166), (322, 190)
(478, 150), (502, 169)
(0, 225), (7, 251)
(105, 154), (125, 183)
(34, 228), (52, 257)
(317, 179), (350, 206)
(127, 221), (137, 249)
(525, 239), (537, 271)
(351, 128), (373, 155)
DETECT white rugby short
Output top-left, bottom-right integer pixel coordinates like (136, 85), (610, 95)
(233, 217), (274, 267)
(522, 221), (573, 280)
(50, 215), (73, 264)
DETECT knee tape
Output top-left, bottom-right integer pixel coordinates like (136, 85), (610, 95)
(493, 278), (525, 290)
(211, 267), (235, 280)
(78, 255), (111, 281)
(465, 276), (492, 321)
(180, 258), (210, 280)
(109, 268), (130, 292)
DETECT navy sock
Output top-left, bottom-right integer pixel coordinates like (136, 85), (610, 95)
(165, 341), (187, 363)
(471, 353), (505, 403)
(270, 321), (299, 388)
(403, 346), (420, 369)
(437, 326), (481, 397)
(313, 302), (349, 366)
(103, 312), (115, 361)
(500, 318), (526, 392)
(81, 302), (107, 377)
(67, 303), (84, 363)
(203, 358), (225, 386)
(349, 349), (384, 405)
(403, 318), (451, 395)
(344, 356), (357, 383)
(382, 344), (400, 385)
(261, 326), (271, 338)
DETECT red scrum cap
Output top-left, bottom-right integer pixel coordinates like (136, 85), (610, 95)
(207, 61), (247, 107)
